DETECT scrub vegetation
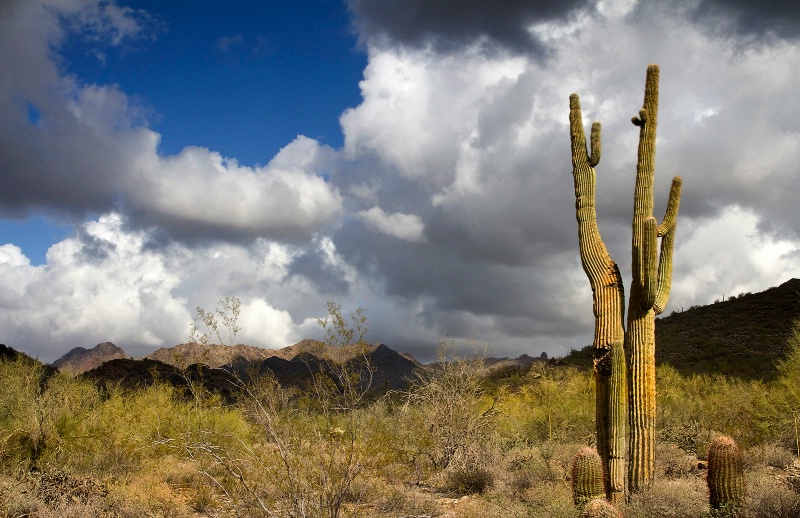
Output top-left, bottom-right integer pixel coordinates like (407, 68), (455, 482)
(2, 305), (800, 516)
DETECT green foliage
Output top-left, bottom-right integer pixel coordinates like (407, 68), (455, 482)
(177, 302), (375, 517)
(658, 364), (774, 452)
(7, 313), (800, 515)
(311, 301), (372, 415)
(500, 363), (594, 445)
(190, 295), (241, 346)
(0, 357), (99, 470)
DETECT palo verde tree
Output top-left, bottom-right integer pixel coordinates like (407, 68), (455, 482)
(189, 296), (242, 346)
(569, 65), (683, 497)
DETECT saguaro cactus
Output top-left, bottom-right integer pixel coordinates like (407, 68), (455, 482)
(707, 435), (745, 516)
(571, 447), (606, 508)
(625, 65), (682, 491)
(569, 88), (627, 504)
(569, 64), (682, 495)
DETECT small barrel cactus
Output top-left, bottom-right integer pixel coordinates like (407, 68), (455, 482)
(571, 446), (606, 507)
(707, 435), (745, 516)
(581, 498), (623, 518)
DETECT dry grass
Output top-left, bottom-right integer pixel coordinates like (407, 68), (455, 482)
(6, 335), (800, 517)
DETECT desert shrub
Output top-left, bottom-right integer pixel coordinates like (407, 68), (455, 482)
(59, 381), (249, 477)
(170, 303), (378, 518)
(371, 482), (440, 515)
(769, 319), (800, 452)
(499, 363), (594, 446)
(399, 341), (501, 483)
(189, 295), (241, 346)
(656, 441), (700, 479)
(622, 477), (709, 517)
(517, 481), (577, 517)
(744, 441), (795, 471)
(658, 364), (774, 452)
(747, 472), (800, 518)
(441, 462), (495, 494)
(0, 357), (100, 471)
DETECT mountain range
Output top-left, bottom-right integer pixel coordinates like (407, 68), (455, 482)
(73, 340), (422, 400)
(4, 277), (798, 396)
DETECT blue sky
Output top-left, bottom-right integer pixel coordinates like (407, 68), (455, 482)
(1, 0), (799, 362)
(2, 0), (366, 265)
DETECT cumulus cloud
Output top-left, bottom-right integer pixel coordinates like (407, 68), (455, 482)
(332, 0), (800, 356)
(0, 215), (187, 359)
(0, 214), (333, 361)
(128, 137), (343, 242)
(2, 0), (800, 363)
(0, 0), (341, 243)
(357, 207), (426, 242)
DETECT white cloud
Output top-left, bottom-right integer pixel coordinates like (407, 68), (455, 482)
(130, 137), (343, 240)
(340, 48), (527, 187)
(357, 206), (426, 242)
(237, 299), (299, 348)
(0, 1), (342, 243)
(2, 0), (800, 364)
(671, 207), (800, 307)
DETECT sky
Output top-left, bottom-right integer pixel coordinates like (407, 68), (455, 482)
(1, 0), (799, 363)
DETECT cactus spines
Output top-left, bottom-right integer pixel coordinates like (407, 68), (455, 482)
(581, 498), (624, 518)
(569, 89), (627, 504)
(571, 447), (606, 508)
(569, 64), (683, 497)
(707, 435), (745, 516)
(626, 64), (682, 492)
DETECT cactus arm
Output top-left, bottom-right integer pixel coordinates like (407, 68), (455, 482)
(653, 177), (682, 315)
(589, 121), (601, 167)
(570, 94), (601, 169)
(656, 177), (682, 237)
(631, 64), (660, 226)
(639, 217), (658, 310)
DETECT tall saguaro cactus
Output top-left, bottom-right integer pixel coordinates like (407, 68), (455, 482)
(569, 92), (627, 502)
(569, 65), (682, 496)
(625, 65), (682, 491)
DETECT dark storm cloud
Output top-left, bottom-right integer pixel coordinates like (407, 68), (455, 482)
(687, 0), (800, 41)
(287, 251), (351, 295)
(347, 0), (594, 55)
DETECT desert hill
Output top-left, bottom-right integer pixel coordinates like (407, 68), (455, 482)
(82, 358), (240, 402)
(656, 278), (800, 380)
(565, 278), (800, 380)
(77, 341), (421, 399)
(145, 342), (284, 370)
(52, 342), (129, 374)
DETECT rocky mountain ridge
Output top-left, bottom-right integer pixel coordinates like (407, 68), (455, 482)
(52, 342), (129, 374)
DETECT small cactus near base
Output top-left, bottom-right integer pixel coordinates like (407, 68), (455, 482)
(572, 447), (606, 507)
(581, 498), (623, 518)
(707, 435), (745, 516)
